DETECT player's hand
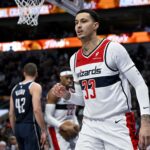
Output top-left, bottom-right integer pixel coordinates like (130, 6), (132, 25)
(59, 120), (80, 141)
(51, 83), (71, 100)
(40, 130), (47, 149)
(139, 115), (150, 149)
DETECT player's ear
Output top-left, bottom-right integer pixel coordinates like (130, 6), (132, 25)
(93, 22), (99, 31)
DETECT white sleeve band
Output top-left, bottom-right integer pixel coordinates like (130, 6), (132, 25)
(45, 104), (62, 128)
(135, 83), (150, 115)
(124, 66), (150, 115)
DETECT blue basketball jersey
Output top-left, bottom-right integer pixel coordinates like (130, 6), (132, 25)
(12, 81), (35, 123)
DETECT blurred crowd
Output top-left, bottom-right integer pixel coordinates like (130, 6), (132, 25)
(0, 44), (149, 98)
(0, 49), (73, 97)
(0, 117), (18, 150)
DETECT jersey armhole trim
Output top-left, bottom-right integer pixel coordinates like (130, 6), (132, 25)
(11, 84), (18, 95)
(74, 52), (77, 72)
(29, 82), (34, 89)
(104, 42), (118, 72)
(120, 80), (130, 112)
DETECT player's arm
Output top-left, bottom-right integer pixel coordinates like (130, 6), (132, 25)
(30, 82), (47, 147)
(123, 67), (150, 149)
(45, 88), (79, 140)
(68, 81), (85, 106)
(51, 82), (84, 106)
(45, 88), (79, 128)
(108, 42), (150, 148)
(9, 96), (15, 133)
(30, 82), (46, 131)
(124, 67), (150, 116)
(45, 89), (63, 128)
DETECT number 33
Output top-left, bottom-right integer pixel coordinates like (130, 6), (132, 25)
(82, 79), (96, 100)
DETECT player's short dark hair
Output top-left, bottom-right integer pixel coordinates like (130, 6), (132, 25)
(76, 9), (100, 23)
(23, 63), (37, 77)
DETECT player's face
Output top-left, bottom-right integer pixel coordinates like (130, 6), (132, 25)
(60, 75), (73, 88)
(75, 12), (98, 40)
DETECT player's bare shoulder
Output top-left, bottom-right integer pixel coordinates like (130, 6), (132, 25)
(47, 88), (59, 104)
(29, 82), (42, 94)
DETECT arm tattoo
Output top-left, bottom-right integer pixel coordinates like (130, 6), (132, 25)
(141, 114), (150, 124)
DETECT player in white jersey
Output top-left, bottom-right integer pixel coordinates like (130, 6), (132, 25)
(51, 9), (150, 150)
(45, 67), (79, 150)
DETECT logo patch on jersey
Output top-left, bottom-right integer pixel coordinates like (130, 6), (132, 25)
(93, 57), (102, 60)
(95, 52), (99, 57)
(77, 66), (101, 78)
(143, 106), (150, 109)
(15, 89), (25, 96)
(93, 52), (102, 60)
(115, 119), (122, 123)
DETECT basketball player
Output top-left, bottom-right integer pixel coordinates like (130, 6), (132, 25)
(9, 63), (47, 150)
(45, 67), (79, 150)
(51, 9), (150, 150)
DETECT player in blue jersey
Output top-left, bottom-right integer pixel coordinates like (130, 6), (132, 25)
(51, 9), (150, 150)
(9, 63), (47, 150)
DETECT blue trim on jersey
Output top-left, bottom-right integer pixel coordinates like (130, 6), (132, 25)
(74, 52), (77, 72)
(56, 104), (68, 109)
(104, 41), (118, 72)
(79, 74), (120, 89)
(120, 81), (130, 111)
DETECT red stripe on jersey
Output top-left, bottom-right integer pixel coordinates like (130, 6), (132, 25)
(76, 39), (110, 67)
(48, 127), (60, 150)
(125, 112), (139, 150)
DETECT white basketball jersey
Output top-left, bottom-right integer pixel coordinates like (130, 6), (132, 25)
(54, 97), (78, 124)
(70, 39), (135, 119)
(48, 98), (78, 150)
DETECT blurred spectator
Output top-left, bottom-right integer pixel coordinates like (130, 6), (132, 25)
(7, 136), (18, 150)
(0, 140), (7, 150)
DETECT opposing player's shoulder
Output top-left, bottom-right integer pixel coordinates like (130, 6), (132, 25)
(30, 82), (42, 90)
(11, 84), (18, 95)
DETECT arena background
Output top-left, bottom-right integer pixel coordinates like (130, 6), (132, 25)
(0, 0), (150, 149)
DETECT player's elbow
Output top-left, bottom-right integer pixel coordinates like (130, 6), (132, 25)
(44, 113), (51, 125)
(9, 111), (14, 119)
(33, 107), (42, 116)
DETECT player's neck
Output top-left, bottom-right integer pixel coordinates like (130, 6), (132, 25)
(82, 36), (101, 55)
(23, 76), (35, 83)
